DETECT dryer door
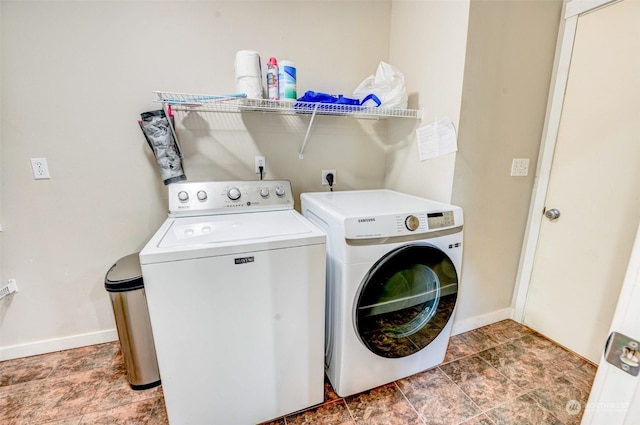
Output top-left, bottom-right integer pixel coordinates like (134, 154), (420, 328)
(354, 243), (458, 358)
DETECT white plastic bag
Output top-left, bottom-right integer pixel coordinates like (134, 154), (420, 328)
(353, 61), (408, 109)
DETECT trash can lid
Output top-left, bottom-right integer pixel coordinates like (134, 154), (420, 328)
(105, 253), (144, 292)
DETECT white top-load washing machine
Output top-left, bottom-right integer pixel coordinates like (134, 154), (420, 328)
(301, 189), (463, 397)
(140, 180), (326, 425)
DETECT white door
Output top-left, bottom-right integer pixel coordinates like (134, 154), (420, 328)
(581, 222), (640, 424)
(519, 0), (640, 364)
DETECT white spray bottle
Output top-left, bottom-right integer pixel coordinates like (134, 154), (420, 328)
(267, 57), (279, 100)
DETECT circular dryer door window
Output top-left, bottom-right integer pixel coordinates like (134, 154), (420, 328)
(354, 243), (458, 358)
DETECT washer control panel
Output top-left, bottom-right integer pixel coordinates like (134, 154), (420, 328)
(168, 180), (294, 217)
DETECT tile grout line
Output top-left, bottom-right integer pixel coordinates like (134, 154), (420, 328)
(281, 397), (347, 424)
(392, 380), (428, 425)
(437, 364), (485, 420)
(443, 330), (534, 422)
(78, 396), (165, 424)
(440, 329), (518, 367)
(474, 339), (530, 398)
(522, 391), (566, 425)
(458, 356), (525, 420)
(455, 412), (498, 425)
(339, 397), (358, 425)
(467, 329), (582, 424)
(484, 332), (584, 397)
(87, 397), (162, 419)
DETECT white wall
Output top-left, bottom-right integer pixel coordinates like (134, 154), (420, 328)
(0, 0), (400, 359)
(385, 0), (562, 333)
(387, 0), (470, 203)
(451, 0), (563, 330)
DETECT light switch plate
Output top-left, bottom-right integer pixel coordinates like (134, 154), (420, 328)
(511, 158), (529, 177)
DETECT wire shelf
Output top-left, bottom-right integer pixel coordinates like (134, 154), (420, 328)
(153, 91), (422, 159)
(154, 91), (423, 120)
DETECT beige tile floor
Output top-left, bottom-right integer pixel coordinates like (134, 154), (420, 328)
(0, 320), (596, 425)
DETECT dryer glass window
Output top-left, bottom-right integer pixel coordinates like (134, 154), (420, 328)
(354, 244), (458, 358)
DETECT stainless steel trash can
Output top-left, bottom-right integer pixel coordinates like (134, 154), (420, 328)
(105, 253), (161, 390)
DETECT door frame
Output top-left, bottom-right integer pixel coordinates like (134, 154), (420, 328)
(511, 0), (622, 321)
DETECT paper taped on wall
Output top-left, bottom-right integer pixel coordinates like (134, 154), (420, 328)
(416, 118), (458, 161)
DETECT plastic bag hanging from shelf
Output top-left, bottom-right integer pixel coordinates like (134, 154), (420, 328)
(138, 109), (186, 185)
(353, 61), (408, 109)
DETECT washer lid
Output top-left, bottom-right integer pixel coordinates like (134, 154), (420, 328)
(158, 210), (313, 248)
(140, 209), (326, 265)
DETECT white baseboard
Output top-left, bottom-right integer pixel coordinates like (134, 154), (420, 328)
(451, 307), (514, 336)
(0, 329), (118, 361)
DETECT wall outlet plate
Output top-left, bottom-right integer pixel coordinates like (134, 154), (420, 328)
(511, 158), (529, 177)
(31, 158), (51, 179)
(0, 279), (18, 299)
(255, 156), (266, 174)
(322, 170), (336, 186)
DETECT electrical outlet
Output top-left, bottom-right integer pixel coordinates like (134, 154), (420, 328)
(30, 158), (51, 179)
(255, 156), (266, 174)
(0, 279), (18, 299)
(322, 170), (336, 186)
(511, 158), (529, 177)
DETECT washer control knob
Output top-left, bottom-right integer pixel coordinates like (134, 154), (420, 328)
(275, 185), (285, 197)
(196, 190), (208, 201)
(260, 187), (270, 198)
(405, 215), (420, 231)
(178, 191), (189, 202)
(227, 187), (241, 201)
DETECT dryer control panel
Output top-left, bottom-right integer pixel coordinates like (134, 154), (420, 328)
(168, 180), (294, 217)
(427, 211), (456, 229)
(345, 209), (459, 239)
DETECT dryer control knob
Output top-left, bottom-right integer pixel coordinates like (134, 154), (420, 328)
(405, 215), (420, 231)
(197, 190), (208, 201)
(227, 187), (241, 201)
(178, 191), (189, 202)
(260, 188), (270, 198)
(275, 186), (285, 197)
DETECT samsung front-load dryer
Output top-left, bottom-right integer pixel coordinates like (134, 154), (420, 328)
(301, 189), (463, 397)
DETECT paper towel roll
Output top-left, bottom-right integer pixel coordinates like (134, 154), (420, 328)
(236, 77), (263, 99)
(235, 50), (261, 77)
(235, 50), (263, 99)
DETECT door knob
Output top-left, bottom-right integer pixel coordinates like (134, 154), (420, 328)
(544, 208), (561, 220)
(604, 332), (640, 376)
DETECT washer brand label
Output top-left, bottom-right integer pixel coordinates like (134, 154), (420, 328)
(234, 256), (255, 265)
(358, 218), (376, 223)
